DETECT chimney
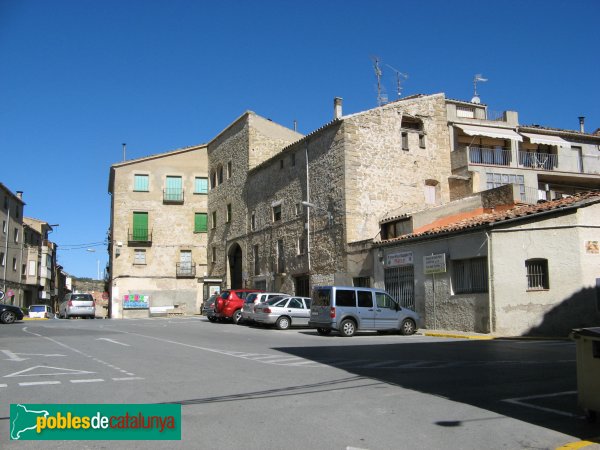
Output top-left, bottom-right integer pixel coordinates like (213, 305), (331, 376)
(334, 97), (343, 120)
(578, 116), (585, 133)
(16, 191), (23, 200)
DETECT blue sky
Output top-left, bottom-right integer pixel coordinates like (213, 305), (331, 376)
(1, 0), (599, 278)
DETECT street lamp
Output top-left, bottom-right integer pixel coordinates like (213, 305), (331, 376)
(86, 248), (100, 280)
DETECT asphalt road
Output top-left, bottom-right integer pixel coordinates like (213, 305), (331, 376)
(0, 317), (598, 449)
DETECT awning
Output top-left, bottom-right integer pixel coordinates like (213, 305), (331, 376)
(455, 124), (522, 141)
(520, 132), (569, 147)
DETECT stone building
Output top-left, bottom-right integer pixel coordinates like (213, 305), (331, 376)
(22, 218), (58, 309)
(207, 94), (453, 295)
(0, 183), (26, 306)
(373, 186), (600, 336)
(108, 144), (209, 318)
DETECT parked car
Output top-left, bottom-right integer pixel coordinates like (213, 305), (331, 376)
(254, 296), (312, 330)
(214, 289), (264, 324)
(28, 304), (54, 319)
(0, 303), (24, 324)
(202, 294), (218, 322)
(240, 292), (288, 324)
(58, 293), (96, 319)
(308, 286), (419, 337)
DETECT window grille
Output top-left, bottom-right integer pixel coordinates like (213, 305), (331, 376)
(452, 258), (488, 294)
(526, 259), (549, 290)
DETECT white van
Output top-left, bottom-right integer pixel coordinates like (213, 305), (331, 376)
(308, 286), (419, 337)
(28, 304), (54, 319)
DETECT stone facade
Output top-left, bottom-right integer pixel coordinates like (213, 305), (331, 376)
(0, 183), (26, 306)
(108, 145), (209, 318)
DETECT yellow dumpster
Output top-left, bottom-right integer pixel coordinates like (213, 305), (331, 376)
(571, 327), (600, 423)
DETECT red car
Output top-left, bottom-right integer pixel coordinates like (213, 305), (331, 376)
(214, 289), (264, 324)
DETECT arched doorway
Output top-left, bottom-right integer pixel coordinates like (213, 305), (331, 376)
(228, 243), (243, 289)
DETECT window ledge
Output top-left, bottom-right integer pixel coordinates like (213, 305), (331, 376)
(526, 288), (549, 292)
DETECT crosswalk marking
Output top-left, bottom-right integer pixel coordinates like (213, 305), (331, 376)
(70, 379), (104, 383)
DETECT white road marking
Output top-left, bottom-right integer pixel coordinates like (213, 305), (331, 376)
(5, 366), (95, 378)
(502, 391), (580, 418)
(70, 379), (104, 383)
(19, 381), (61, 386)
(112, 377), (144, 381)
(0, 384), (7, 388)
(97, 338), (130, 347)
(1, 349), (28, 361)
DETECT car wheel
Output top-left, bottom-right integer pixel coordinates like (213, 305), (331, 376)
(400, 319), (416, 335)
(316, 327), (331, 336)
(0, 310), (17, 324)
(339, 319), (356, 337)
(275, 316), (291, 330)
(232, 310), (243, 324)
(207, 315), (218, 323)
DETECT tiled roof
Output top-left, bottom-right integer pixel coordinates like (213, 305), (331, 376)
(519, 124), (600, 139)
(378, 191), (600, 244)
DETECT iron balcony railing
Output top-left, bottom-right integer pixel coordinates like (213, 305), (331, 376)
(468, 146), (512, 166)
(176, 262), (196, 278)
(163, 188), (184, 203)
(518, 151), (558, 171)
(128, 228), (152, 244)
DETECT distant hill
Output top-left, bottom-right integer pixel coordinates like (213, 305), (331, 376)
(72, 277), (105, 293)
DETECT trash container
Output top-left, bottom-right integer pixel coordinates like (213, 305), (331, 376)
(571, 327), (600, 423)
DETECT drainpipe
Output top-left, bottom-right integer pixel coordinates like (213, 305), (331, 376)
(305, 142), (311, 274)
(486, 230), (495, 334)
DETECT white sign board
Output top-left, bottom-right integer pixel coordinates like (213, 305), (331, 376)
(386, 251), (413, 267)
(424, 254), (447, 274)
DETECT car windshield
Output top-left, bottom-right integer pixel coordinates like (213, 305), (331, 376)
(29, 305), (46, 312)
(72, 294), (93, 301)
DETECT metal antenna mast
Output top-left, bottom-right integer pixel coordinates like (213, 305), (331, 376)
(372, 57), (387, 106)
(471, 74), (488, 103)
(386, 64), (408, 98)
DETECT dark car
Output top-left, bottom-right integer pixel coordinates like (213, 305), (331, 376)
(202, 294), (218, 322)
(0, 303), (24, 324)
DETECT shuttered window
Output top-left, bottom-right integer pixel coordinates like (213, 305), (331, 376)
(134, 175), (149, 192)
(194, 213), (207, 233)
(194, 177), (208, 194)
(132, 212), (148, 241)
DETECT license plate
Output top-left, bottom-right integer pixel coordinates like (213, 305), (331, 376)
(312, 312), (319, 316)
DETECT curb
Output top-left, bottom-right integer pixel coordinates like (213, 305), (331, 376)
(422, 331), (494, 340)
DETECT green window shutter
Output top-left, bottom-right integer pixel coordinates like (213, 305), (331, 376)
(195, 177), (208, 194)
(195, 213), (207, 232)
(132, 212), (148, 240)
(134, 175), (149, 191)
(165, 176), (183, 201)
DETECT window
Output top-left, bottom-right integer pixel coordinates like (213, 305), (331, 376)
(2, 220), (6, 233)
(132, 212), (149, 241)
(211, 211), (217, 229)
(297, 237), (306, 255)
(295, 203), (302, 216)
(353, 277), (371, 288)
(0, 252), (4, 267)
(217, 165), (223, 185)
(12, 257), (17, 271)
(134, 174), (149, 192)
(280, 159), (284, 169)
(401, 132), (409, 150)
(486, 172), (526, 201)
(424, 180), (439, 205)
(28, 260), (36, 276)
(291, 153), (296, 166)
(194, 213), (207, 233)
(376, 292), (396, 309)
(336, 289), (356, 307)
(419, 133), (426, 148)
(253, 245), (260, 276)
(210, 170), (216, 189)
(14, 228), (19, 243)
(251, 212), (256, 231)
(226, 204), (232, 223)
(357, 291), (373, 308)
(526, 259), (549, 290)
(134, 249), (146, 265)
(272, 204), (282, 222)
(194, 177), (208, 194)
(288, 298), (303, 309)
(452, 258), (488, 294)
(227, 161), (232, 179)
(165, 176), (183, 202)
(381, 218), (412, 240)
(211, 246), (216, 263)
(276, 239), (285, 273)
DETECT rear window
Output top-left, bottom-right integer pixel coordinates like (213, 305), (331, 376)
(267, 296), (286, 305)
(312, 288), (331, 307)
(303, 298), (311, 308)
(29, 305), (46, 312)
(245, 293), (257, 304)
(72, 294), (93, 301)
(336, 289), (356, 307)
(221, 292), (231, 299)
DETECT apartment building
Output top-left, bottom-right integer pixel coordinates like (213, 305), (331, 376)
(0, 183), (26, 306)
(22, 217), (58, 308)
(108, 144), (209, 318)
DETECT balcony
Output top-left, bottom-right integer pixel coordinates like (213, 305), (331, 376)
(176, 262), (196, 278)
(518, 151), (558, 171)
(467, 146), (512, 167)
(128, 228), (152, 246)
(163, 188), (184, 204)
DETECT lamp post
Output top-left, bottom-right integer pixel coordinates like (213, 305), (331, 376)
(86, 248), (100, 280)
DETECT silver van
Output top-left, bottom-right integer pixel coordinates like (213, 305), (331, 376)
(308, 286), (419, 337)
(59, 293), (96, 319)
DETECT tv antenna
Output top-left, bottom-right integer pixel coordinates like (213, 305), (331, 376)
(386, 64), (408, 98)
(471, 74), (488, 103)
(372, 56), (388, 106)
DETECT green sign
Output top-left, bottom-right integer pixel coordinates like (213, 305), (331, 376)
(10, 404), (181, 440)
